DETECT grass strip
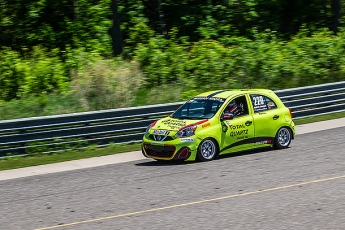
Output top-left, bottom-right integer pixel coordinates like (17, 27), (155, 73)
(0, 111), (345, 171)
(293, 111), (345, 125)
(0, 143), (141, 171)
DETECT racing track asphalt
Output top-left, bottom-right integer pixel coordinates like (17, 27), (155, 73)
(0, 118), (344, 229)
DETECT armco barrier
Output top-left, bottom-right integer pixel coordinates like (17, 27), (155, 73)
(0, 81), (345, 157)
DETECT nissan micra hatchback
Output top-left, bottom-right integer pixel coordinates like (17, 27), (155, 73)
(142, 89), (295, 161)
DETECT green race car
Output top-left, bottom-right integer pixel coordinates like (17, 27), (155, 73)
(142, 89), (295, 161)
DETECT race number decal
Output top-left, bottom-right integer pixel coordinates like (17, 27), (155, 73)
(251, 95), (267, 112)
(252, 96), (264, 106)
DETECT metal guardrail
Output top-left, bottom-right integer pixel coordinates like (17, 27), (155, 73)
(276, 81), (345, 118)
(1, 81), (345, 157)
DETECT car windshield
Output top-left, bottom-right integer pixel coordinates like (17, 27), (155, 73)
(171, 97), (225, 119)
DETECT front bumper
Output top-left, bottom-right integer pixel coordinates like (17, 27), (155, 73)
(141, 136), (199, 161)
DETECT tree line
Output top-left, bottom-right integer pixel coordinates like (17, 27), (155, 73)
(1, 0), (342, 55)
(0, 0), (344, 111)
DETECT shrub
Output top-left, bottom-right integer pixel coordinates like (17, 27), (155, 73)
(134, 29), (189, 86)
(69, 51), (144, 110)
(0, 46), (68, 101)
(0, 48), (26, 101)
(134, 29), (345, 92)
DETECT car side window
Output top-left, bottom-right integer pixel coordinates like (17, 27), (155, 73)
(250, 94), (278, 113)
(223, 95), (249, 118)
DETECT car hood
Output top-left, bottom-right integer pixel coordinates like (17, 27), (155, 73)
(152, 117), (206, 132)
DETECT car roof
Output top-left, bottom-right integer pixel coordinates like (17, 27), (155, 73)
(195, 89), (274, 99)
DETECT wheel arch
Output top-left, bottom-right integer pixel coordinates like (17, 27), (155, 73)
(207, 137), (220, 157)
(274, 126), (293, 149)
(196, 137), (220, 161)
(275, 124), (294, 140)
(197, 133), (221, 154)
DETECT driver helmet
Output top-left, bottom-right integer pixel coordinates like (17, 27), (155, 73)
(227, 103), (238, 114)
(227, 102), (243, 117)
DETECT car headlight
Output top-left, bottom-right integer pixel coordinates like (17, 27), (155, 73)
(176, 126), (197, 138)
(175, 119), (209, 138)
(145, 121), (157, 135)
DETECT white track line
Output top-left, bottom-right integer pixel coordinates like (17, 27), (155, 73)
(1, 118), (345, 181)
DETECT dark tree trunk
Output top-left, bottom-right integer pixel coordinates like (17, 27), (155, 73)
(330, 0), (341, 33)
(73, 0), (78, 21)
(324, 0), (341, 34)
(157, 0), (166, 35)
(112, 0), (122, 55)
(143, 0), (166, 35)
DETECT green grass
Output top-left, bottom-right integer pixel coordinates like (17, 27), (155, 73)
(0, 111), (344, 171)
(293, 111), (345, 125)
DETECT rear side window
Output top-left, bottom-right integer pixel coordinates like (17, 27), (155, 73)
(250, 94), (278, 113)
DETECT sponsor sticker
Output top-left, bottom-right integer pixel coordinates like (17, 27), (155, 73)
(153, 130), (169, 135)
(230, 129), (248, 137)
(194, 97), (225, 102)
(202, 122), (211, 128)
(267, 101), (275, 108)
(254, 140), (272, 145)
(222, 123), (228, 132)
(161, 119), (186, 130)
(229, 124), (245, 130)
(181, 138), (194, 142)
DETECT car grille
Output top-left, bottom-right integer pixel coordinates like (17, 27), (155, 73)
(148, 134), (174, 141)
(143, 144), (175, 158)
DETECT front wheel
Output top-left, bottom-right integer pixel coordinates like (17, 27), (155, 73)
(197, 138), (218, 161)
(274, 127), (292, 149)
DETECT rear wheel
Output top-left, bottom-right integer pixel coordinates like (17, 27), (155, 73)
(197, 138), (218, 161)
(274, 127), (292, 149)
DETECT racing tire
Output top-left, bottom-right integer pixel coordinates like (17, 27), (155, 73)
(197, 138), (218, 162)
(274, 127), (292, 149)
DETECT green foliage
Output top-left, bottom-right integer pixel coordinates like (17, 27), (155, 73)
(0, 0), (112, 54)
(127, 22), (155, 46)
(117, 0), (147, 31)
(1, 0), (343, 53)
(19, 46), (68, 96)
(185, 40), (238, 89)
(1, 0), (345, 122)
(0, 47), (25, 101)
(2, 29), (345, 121)
(0, 46), (67, 101)
(0, 51), (145, 119)
(288, 29), (345, 85)
(122, 22), (155, 58)
(134, 31), (188, 86)
(69, 0), (113, 55)
(150, 0), (336, 41)
(135, 29), (345, 92)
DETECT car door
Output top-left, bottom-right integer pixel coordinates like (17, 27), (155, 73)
(219, 95), (255, 154)
(250, 94), (283, 141)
